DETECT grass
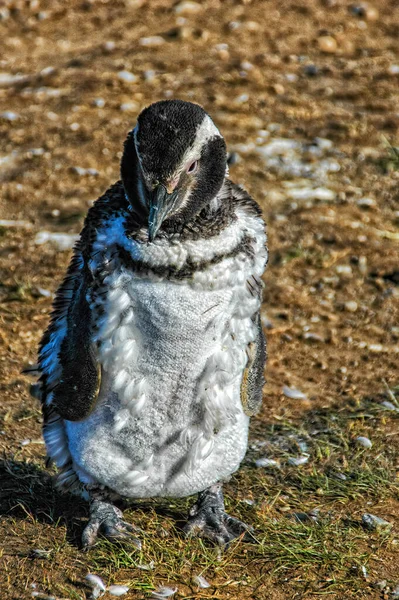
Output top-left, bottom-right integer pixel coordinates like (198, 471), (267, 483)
(2, 393), (398, 599)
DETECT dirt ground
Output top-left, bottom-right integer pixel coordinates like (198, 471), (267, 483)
(1, 0), (399, 599)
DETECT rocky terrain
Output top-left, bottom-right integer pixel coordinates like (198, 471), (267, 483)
(0, 1), (398, 599)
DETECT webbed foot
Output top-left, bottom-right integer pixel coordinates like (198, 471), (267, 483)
(82, 499), (141, 550)
(184, 484), (256, 546)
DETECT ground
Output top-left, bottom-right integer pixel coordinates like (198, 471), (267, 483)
(0, 0), (399, 599)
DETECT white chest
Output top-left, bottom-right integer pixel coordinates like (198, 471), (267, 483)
(63, 205), (267, 498)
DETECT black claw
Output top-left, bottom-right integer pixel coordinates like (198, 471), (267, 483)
(184, 484), (256, 547)
(82, 499), (141, 550)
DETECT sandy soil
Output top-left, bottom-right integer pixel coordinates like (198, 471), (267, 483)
(0, 1), (399, 599)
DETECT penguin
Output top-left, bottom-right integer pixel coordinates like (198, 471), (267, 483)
(35, 99), (268, 548)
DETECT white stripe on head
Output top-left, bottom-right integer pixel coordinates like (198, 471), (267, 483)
(180, 114), (222, 169)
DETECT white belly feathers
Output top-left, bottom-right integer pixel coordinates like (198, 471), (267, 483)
(58, 206), (267, 498)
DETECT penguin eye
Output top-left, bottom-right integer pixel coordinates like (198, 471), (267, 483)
(187, 160), (198, 174)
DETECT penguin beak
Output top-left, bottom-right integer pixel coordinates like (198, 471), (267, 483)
(148, 184), (178, 241)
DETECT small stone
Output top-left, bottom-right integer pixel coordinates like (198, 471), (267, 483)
(151, 587), (178, 599)
(364, 5), (379, 20)
(381, 401), (399, 412)
(362, 513), (392, 533)
(369, 343), (384, 353)
(34, 231), (79, 251)
(288, 455), (309, 467)
(344, 301), (358, 312)
(108, 586), (130, 596)
(318, 36), (337, 54)
(174, 1), (202, 15)
(336, 265), (353, 277)
(93, 98), (105, 108)
(233, 93), (249, 105)
(85, 575), (106, 592)
(117, 70), (137, 83)
(283, 385), (307, 400)
(120, 102), (139, 112)
(1, 110), (19, 121)
(144, 69), (156, 82)
(139, 36), (165, 47)
(388, 64), (399, 75)
(355, 436), (372, 448)
(272, 83), (285, 95)
(103, 41), (116, 52)
(392, 584), (399, 598)
(255, 458), (280, 468)
(304, 64), (319, 77)
(303, 332), (324, 343)
(357, 197), (376, 209)
(192, 575), (210, 588)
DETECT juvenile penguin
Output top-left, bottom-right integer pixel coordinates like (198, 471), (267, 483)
(36, 99), (267, 547)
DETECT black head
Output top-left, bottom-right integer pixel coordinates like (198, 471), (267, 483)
(121, 99), (227, 240)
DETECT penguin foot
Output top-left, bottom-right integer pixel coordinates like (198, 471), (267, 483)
(82, 499), (141, 550)
(184, 484), (256, 546)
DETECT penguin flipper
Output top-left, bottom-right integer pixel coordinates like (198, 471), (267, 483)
(240, 311), (266, 417)
(38, 243), (100, 422)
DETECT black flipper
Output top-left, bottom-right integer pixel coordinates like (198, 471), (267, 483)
(51, 265), (100, 421)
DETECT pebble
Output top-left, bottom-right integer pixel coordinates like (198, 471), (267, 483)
(34, 231), (79, 251)
(318, 36), (337, 53)
(85, 575), (106, 592)
(0, 219), (33, 228)
(304, 64), (319, 76)
(357, 197), (376, 209)
(72, 166), (99, 176)
(392, 585), (399, 598)
(303, 332), (324, 343)
(272, 83), (285, 95)
(93, 98), (105, 108)
(120, 102), (140, 112)
(108, 586), (130, 596)
(369, 343), (384, 353)
(288, 455), (309, 467)
(287, 187), (336, 201)
(255, 458), (280, 468)
(283, 385), (307, 400)
(103, 40), (116, 52)
(151, 587), (178, 599)
(362, 513), (392, 533)
(174, 1), (202, 15)
(139, 36), (165, 47)
(381, 401), (399, 412)
(388, 64), (399, 75)
(117, 70), (137, 83)
(1, 110), (19, 121)
(355, 436), (372, 448)
(0, 72), (28, 87)
(193, 575), (210, 588)
(344, 300), (358, 312)
(336, 265), (353, 277)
